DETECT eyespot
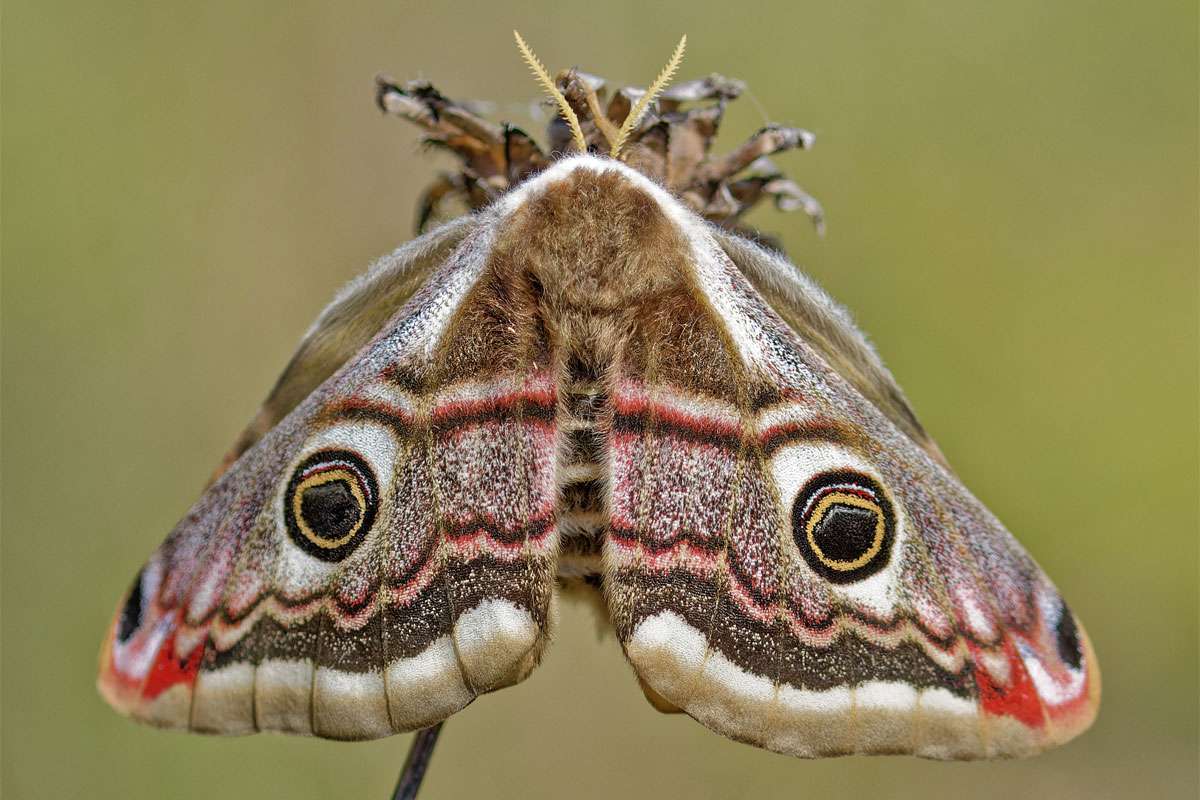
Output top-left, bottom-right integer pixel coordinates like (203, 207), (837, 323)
(284, 449), (378, 562)
(791, 470), (895, 584)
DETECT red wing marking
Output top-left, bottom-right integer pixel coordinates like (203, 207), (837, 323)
(971, 639), (1045, 728)
(142, 627), (205, 701)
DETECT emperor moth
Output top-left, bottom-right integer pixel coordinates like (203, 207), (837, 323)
(98, 34), (1099, 765)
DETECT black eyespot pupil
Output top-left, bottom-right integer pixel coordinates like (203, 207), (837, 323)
(117, 570), (144, 643)
(1055, 601), (1083, 669)
(812, 504), (878, 562)
(300, 480), (361, 540)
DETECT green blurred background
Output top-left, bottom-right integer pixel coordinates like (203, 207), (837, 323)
(3, 1), (1196, 798)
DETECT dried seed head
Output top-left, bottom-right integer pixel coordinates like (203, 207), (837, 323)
(376, 39), (823, 238)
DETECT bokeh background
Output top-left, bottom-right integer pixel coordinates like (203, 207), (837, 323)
(3, 2), (1196, 798)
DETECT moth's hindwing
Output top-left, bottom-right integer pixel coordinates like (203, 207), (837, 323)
(99, 211), (560, 739)
(583, 160), (1099, 759)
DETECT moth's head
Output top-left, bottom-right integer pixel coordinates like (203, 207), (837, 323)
(376, 33), (822, 239)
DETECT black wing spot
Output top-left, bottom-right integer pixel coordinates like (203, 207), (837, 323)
(1055, 600), (1083, 669)
(117, 569), (145, 642)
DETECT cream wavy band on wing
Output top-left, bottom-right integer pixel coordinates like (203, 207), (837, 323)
(129, 599), (542, 739)
(626, 609), (1047, 759)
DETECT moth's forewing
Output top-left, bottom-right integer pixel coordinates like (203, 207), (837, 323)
(99, 206), (559, 739)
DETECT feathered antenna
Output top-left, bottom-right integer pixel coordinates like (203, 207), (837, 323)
(610, 34), (687, 158)
(513, 31), (587, 153)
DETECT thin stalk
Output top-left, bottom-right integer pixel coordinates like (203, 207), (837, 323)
(390, 722), (444, 800)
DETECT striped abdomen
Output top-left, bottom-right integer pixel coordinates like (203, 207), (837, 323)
(555, 351), (609, 583)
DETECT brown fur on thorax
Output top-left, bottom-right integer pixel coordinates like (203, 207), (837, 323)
(487, 170), (694, 373)
(502, 172), (688, 307)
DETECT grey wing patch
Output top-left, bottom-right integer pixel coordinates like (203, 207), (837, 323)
(715, 230), (937, 458)
(212, 217), (476, 478)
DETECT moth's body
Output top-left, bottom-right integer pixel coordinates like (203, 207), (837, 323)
(100, 122), (1099, 757)
(513, 168), (698, 586)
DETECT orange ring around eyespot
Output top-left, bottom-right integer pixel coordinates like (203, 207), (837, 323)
(804, 491), (886, 571)
(290, 468), (367, 549)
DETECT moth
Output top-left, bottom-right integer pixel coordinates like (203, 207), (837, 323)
(99, 34), (1100, 762)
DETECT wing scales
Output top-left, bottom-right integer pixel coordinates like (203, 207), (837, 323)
(99, 209), (562, 739)
(599, 162), (1099, 759)
(100, 156), (1098, 760)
